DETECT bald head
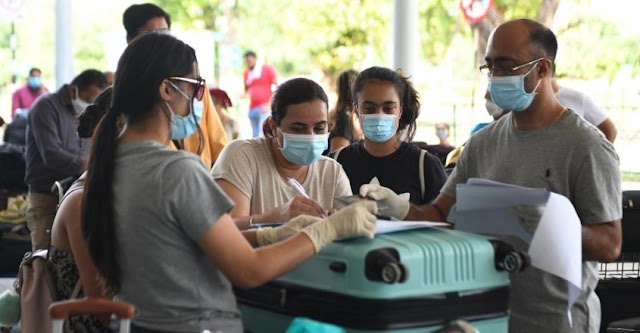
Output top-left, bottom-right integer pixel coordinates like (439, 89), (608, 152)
(487, 19), (557, 65)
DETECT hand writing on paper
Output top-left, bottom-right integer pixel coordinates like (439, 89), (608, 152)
(273, 196), (327, 222)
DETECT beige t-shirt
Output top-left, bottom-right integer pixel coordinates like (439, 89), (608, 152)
(211, 138), (352, 216)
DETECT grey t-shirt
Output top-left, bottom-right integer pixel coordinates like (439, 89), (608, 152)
(113, 141), (239, 333)
(442, 110), (621, 333)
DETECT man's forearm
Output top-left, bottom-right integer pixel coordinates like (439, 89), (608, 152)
(582, 220), (621, 262)
(404, 194), (456, 222)
(597, 118), (617, 143)
(404, 204), (443, 221)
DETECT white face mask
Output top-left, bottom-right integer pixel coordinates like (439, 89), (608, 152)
(72, 87), (91, 114)
(485, 100), (504, 118)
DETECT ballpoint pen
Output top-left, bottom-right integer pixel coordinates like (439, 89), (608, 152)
(287, 178), (310, 199)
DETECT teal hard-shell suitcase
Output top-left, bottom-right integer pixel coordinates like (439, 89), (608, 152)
(236, 227), (527, 333)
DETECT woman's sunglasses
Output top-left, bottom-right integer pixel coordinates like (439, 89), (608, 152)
(169, 76), (206, 101)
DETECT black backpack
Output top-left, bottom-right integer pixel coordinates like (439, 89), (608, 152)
(0, 144), (27, 191)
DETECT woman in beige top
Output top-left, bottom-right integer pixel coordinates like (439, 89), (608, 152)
(211, 78), (352, 229)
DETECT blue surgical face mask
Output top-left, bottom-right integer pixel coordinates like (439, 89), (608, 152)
(28, 76), (42, 89)
(489, 63), (541, 112)
(279, 131), (329, 165)
(361, 114), (397, 142)
(436, 129), (448, 141)
(167, 81), (203, 140)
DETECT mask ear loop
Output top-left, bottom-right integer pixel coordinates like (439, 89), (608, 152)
(524, 62), (543, 94)
(531, 78), (542, 94)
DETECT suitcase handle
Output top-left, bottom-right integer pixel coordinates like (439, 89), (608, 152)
(49, 297), (135, 319)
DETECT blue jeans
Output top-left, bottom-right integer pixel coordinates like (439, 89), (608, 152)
(248, 106), (270, 138)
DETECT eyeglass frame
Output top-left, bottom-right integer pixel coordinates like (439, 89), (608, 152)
(478, 57), (545, 77)
(168, 76), (206, 101)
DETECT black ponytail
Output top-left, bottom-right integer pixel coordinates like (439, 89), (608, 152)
(82, 108), (120, 292)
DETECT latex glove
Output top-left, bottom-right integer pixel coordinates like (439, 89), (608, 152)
(368, 177), (409, 201)
(359, 184), (410, 220)
(256, 215), (323, 246)
(302, 201), (377, 253)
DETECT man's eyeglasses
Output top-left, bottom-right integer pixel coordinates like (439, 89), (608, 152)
(169, 76), (206, 101)
(479, 58), (544, 77)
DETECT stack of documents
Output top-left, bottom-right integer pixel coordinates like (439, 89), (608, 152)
(454, 178), (582, 323)
(375, 220), (449, 234)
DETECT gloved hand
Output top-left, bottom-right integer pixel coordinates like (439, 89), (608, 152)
(301, 201), (377, 253)
(256, 215), (323, 246)
(359, 184), (410, 220)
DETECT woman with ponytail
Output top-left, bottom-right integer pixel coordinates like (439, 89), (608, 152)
(81, 32), (376, 333)
(329, 66), (447, 207)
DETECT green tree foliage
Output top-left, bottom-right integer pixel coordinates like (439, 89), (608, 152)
(419, 0), (469, 65)
(494, 0), (540, 20)
(75, 30), (107, 72)
(289, 0), (389, 78)
(152, 0), (223, 30)
(229, 0), (302, 74)
(417, 0), (638, 80)
(557, 17), (640, 80)
(229, 0), (390, 78)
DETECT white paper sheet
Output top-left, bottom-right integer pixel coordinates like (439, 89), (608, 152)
(528, 192), (582, 325)
(454, 178), (582, 322)
(375, 220), (449, 234)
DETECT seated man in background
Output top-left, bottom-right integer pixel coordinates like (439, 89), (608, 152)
(426, 122), (455, 166)
(3, 109), (28, 146)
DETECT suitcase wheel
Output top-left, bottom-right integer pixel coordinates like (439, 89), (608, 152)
(365, 248), (409, 284)
(490, 240), (530, 272)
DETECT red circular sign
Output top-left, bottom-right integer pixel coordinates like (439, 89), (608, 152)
(460, 0), (493, 23)
(0, 0), (24, 13)
(0, 0), (25, 20)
